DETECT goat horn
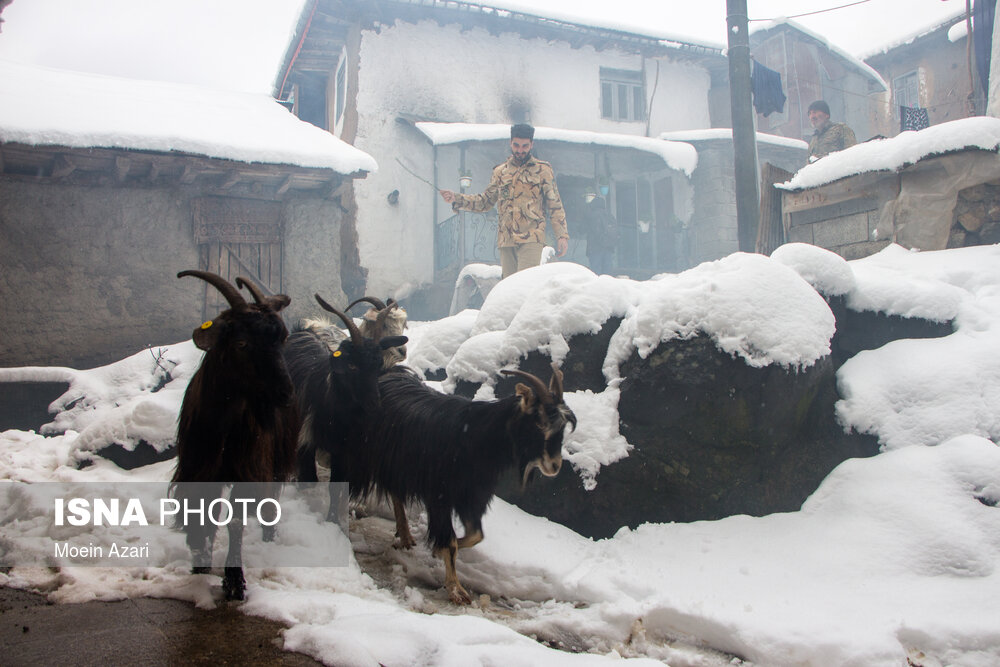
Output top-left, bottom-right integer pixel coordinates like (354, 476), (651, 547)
(371, 302), (399, 343)
(235, 276), (267, 305)
(346, 296), (387, 311)
(177, 270), (246, 309)
(501, 368), (553, 404)
(314, 293), (363, 345)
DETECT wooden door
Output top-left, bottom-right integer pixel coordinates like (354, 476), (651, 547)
(192, 197), (283, 319)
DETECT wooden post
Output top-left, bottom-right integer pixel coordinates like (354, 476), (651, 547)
(727, 0), (760, 252)
(756, 162), (792, 255)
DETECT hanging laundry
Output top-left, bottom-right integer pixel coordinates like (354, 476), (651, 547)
(900, 106), (930, 132)
(751, 60), (786, 117)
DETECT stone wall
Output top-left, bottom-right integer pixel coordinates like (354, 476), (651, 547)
(949, 179), (1000, 248)
(0, 181), (346, 369)
(0, 181), (200, 368)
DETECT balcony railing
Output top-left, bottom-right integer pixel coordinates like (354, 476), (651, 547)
(435, 211), (500, 273)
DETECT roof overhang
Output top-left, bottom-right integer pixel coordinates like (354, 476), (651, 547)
(0, 142), (356, 200)
(413, 122), (698, 176)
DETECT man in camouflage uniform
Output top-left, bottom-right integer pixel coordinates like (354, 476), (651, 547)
(441, 124), (569, 279)
(807, 100), (857, 161)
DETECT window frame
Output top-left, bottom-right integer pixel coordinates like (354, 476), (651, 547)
(600, 68), (647, 122)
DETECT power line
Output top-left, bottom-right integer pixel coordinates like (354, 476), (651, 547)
(748, 0), (873, 22)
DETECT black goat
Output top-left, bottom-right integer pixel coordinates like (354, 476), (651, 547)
(357, 364), (577, 604)
(283, 294), (407, 519)
(300, 295), (408, 371)
(171, 270), (299, 601)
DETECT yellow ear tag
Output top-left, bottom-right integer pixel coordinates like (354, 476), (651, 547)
(333, 350), (342, 357)
(200, 320), (213, 330)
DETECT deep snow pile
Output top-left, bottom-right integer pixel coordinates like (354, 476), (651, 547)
(2, 244), (1000, 666)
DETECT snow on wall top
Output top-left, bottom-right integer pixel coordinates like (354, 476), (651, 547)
(0, 60), (377, 174)
(415, 122), (698, 176)
(750, 18), (888, 91)
(659, 128), (808, 151)
(778, 116), (1000, 191)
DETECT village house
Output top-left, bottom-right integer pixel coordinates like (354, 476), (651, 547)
(748, 19), (889, 145)
(766, 9), (1000, 263)
(863, 10), (985, 136)
(275, 0), (813, 316)
(0, 60), (375, 368)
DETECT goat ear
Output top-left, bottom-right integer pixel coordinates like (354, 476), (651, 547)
(379, 335), (408, 350)
(192, 319), (221, 351)
(515, 382), (538, 414)
(263, 295), (291, 312)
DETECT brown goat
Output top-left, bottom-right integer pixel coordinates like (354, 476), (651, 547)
(171, 270), (299, 601)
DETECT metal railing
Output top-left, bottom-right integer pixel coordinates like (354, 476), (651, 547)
(435, 211), (500, 273)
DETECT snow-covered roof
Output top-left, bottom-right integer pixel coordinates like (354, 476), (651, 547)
(860, 10), (968, 59)
(751, 18), (888, 91)
(477, 0), (724, 52)
(0, 60), (377, 175)
(659, 128), (808, 151)
(778, 116), (1000, 191)
(414, 122), (699, 176)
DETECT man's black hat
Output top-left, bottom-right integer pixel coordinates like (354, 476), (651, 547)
(511, 123), (535, 140)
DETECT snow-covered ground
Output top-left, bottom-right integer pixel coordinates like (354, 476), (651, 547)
(2, 243), (1000, 666)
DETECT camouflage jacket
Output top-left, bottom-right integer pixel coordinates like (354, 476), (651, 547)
(808, 121), (857, 159)
(451, 155), (568, 248)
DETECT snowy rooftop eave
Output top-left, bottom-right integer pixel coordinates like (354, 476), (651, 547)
(659, 128), (808, 151)
(0, 60), (377, 176)
(750, 19), (888, 92)
(859, 10), (968, 59)
(777, 116), (1000, 191)
(414, 122), (698, 176)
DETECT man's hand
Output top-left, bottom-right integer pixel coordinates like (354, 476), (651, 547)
(440, 190), (456, 204)
(557, 237), (568, 257)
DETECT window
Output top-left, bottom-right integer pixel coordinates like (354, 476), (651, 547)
(600, 68), (646, 122)
(893, 70), (920, 111)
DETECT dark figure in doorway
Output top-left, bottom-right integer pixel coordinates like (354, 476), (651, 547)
(584, 196), (618, 275)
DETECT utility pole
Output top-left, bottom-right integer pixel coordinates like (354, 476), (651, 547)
(727, 0), (760, 252)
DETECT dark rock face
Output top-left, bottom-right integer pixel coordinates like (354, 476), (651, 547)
(826, 296), (953, 366)
(0, 382), (66, 432)
(490, 302), (951, 539)
(497, 336), (879, 538)
(94, 440), (176, 470)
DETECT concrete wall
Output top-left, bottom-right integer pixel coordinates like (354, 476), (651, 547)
(686, 139), (808, 266)
(0, 181), (346, 369)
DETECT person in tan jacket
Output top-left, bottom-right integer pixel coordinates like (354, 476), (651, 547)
(441, 124), (569, 278)
(807, 100), (857, 161)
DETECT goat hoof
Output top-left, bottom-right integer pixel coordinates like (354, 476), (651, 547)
(191, 565), (211, 575)
(447, 584), (473, 606)
(394, 534), (416, 550)
(222, 568), (246, 601)
(262, 525), (276, 543)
